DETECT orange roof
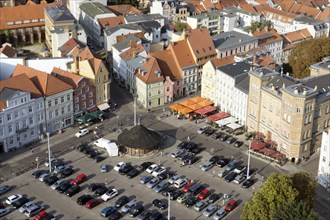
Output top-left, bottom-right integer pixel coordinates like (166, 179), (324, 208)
(278, 1), (321, 18)
(257, 55), (275, 70)
(0, 2), (57, 30)
(201, 0), (215, 10)
(119, 44), (145, 61)
(211, 55), (235, 68)
(135, 57), (164, 84)
(168, 41), (196, 69)
(316, 7), (330, 21)
(263, 7), (297, 23)
(282, 28), (312, 43)
(12, 64), (72, 96)
(150, 50), (182, 81)
(0, 73), (42, 99)
(252, 28), (283, 45)
(239, 3), (258, 13)
(98, 16), (125, 30)
(283, 43), (297, 51)
(116, 32), (145, 42)
(59, 38), (85, 57)
(51, 67), (82, 88)
(107, 4), (142, 16)
(76, 47), (105, 75)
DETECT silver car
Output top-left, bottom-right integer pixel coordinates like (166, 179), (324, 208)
(51, 178), (66, 190)
(153, 181), (169, 193)
(38, 173), (51, 182)
(203, 204), (218, 217)
(171, 149), (184, 158)
(19, 201), (35, 213)
(140, 176), (153, 184)
(146, 177), (160, 189)
(168, 175), (181, 185)
(121, 200), (137, 213)
(194, 200), (208, 212)
(200, 162), (213, 171)
(213, 207), (227, 220)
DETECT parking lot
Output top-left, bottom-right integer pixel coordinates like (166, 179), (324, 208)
(1, 131), (262, 220)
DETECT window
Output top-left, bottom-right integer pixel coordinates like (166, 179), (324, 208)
(67, 105), (71, 112)
(61, 107), (65, 114)
(296, 106), (301, 113)
(75, 97), (79, 103)
(67, 94), (71, 101)
(0, 117), (2, 124)
(166, 87), (170, 92)
(55, 109), (59, 117)
(23, 120), (27, 128)
(49, 111), (53, 119)
(48, 100), (51, 107)
(7, 114), (11, 121)
(29, 117), (33, 124)
(8, 125), (12, 133)
(0, 128), (3, 136)
(61, 96), (64, 103)
(287, 115), (291, 123)
(14, 111), (18, 118)
(28, 106), (32, 113)
(82, 95), (86, 101)
(55, 98), (58, 105)
(15, 123), (19, 131)
(322, 156), (326, 162)
(326, 105), (330, 114)
(31, 130), (35, 136)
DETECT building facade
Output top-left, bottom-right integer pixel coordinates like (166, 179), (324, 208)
(318, 127), (330, 191)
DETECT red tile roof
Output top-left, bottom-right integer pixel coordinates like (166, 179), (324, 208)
(135, 56), (164, 84)
(282, 28), (312, 43)
(59, 38), (86, 57)
(51, 67), (82, 88)
(150, 50), (182, 81)
(98, 16), (125, 30)
(107, 4), (142, 16)
(316, 7), (330, 21)
(168, 41), (196, 69)
(211, 55), (235, 68)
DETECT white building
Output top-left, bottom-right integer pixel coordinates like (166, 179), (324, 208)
(224, 6), (260, 28)
(293, 15), (329, 38)
(67, 0), (107, 20)
(0, 75), (46, 152)
(318, 127), (330, 191)
(150, 0), (189, 22)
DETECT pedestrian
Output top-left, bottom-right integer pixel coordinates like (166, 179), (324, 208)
(195, 120), (197, 124)
(187, 136), (190, 141)
(105, 178), (108, 186)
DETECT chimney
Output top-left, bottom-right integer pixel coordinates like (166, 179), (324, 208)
(129, 40), (137, 48)
(252, 56), (257, 65)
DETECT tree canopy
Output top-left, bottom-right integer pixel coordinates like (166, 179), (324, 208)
(272, 200), (319, 220)
(247, 21), (271, 32)
(288, 37), (330, 79)
(241, 172), (318, 220)
(175, 21), (185, 32)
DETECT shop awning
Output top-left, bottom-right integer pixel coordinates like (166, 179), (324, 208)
(179, 100), (196, 107)
(189, 96), (205, 103)
(178, 107), (194, 114)
(188, 103), (204, 111)
(215, 116), (238, 127)
(76, 114), (95, 124)
(195, 105), (217, 115)
(98, 103), (110, 111)
(259, 147), (276, 156)
(251, 140), (266, 151)
(255, 132), (266, 139)
(207, 112), (230, 121)
(266, 140), (278, 147)
(88, 106), (98, 112)
(226, 123), (243, 131)
(197, 99), (214, 107)
(271, 152), (285, 159)
(170, 104), (184, 111)
(89, 110), (105, 119)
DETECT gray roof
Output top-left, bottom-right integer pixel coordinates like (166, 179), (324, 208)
(80, 2), (113, 19)
(138, 21), (161, 33)
(294, 14), (325, 25)
(144, 13), (165, 20)
(127, 55), (145, 69)
(45, 4), (76, 23)
(0, 88), (17, 101)
(224, 6), (257, 16)
(124, 13), (165, 23)
(112, 35), (141, 51)
(310, 56), (330, 72)
(303, 74), (330, 95)
(189, 11), (223, 19)
(250, 67), (278, 78)
(265, 74), (297, 90)
(104, 24), (142, 36)
(212, 31), (257, 50)
(235, 74), (250, 93)
(218, 62), (253, 78)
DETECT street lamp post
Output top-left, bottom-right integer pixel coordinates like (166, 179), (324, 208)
(168, 193), (170, 220)
(116, 116), (119, 128)
(36, 157), (39, 169)
(247, 140), (251, 179)
(46, 132), (51, 172)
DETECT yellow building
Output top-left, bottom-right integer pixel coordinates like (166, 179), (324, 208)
(247, 67), (330, 163)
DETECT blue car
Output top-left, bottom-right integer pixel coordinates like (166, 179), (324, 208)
(100, 206), (116, 217)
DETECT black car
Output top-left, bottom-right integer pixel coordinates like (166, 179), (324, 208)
(216, 158), (230, 167)
(212, 132), (224, 139)
(137, 210), (152, 220)
(58, 167), (74, 178)
(77, 194), (93, 205)
(65, 185), (80, 197)
(88, 183), (103, 192)
(184, 155), (199, 165)
(127, 168), (140, 179)
(137, 162), (153, 172)
(82, 147), (93, 154)
(189, 146), (202, 155)
(119, 164), (133, 175)
(219, 134), (229, 141)
(208, 193), (220, 203)
(32, 170), (48, 179)
(185, 142), (198, 151)
(226, 137), (237, 144)
(11, 197), (29, 209)
(158, 171), (174, 180)
(209, 155), (222, 164)
(56, 182), (72, 193)
(177, 151), (190, 161)
(115, 195), (129, 208)
(224, 172), (238, 183)
(242, 179), (255, 188)
(44, 174), (58, 186)
(152, 199), (166, 210)
(169, 190), (183, 200)
(149, 210), (163, 220)
(76, 143), (88, 152)
(94, 155), (105, 163)
(184, 196), (198, 207)
(234, 141), (244, 148)
(0, 185), (11, 195)
(108, 211), (122, 220)
(128, 203), (144, 217)
(88, 150), (99, 159)
(204, 128), (216, 136)
(94, 186), (108, 196)
(177, 141), (189, 150)
(161, 186), (177, 197)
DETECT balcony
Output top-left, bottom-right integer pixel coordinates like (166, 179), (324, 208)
(16, 126), (28, 134)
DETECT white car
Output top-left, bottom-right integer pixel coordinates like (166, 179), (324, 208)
(197, 126), (209, 134)
(174, 178), (188, 188)
(101, 188), (118, 201)
(152, 166), (166, 177)
(75, 128), (90, 137)
(51, 179), (66, 190)
(200, 162), (213, 172)
(100, 164), (109, 173)
(146, 164), (158, 174)
(6, 194), (23, 205)
(114, 162), (126, 172)
(44, 157), (57, 167)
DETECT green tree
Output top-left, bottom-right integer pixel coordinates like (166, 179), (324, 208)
(291, 172), (317, 208)
(272, 200), (319, 220)
(175, 21), (185, 32)
(241, 173), (298, 220)
(248, 20), (271, 32)
(288, 37), (330, 78)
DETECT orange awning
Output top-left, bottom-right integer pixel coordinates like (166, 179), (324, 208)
(189, 96), (205, 103)
(169, 104), (184, 111)
(197, 100), (214, 107)
(179, 100), (196, 107)
(178, 107), (193, 114)
(188, 103), (204, 111)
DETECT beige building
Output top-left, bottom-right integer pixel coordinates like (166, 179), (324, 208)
(247, 67), (330, 163)
(310, 56), (330, 77)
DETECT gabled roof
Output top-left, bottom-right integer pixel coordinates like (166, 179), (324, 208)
(51, 67), (82, 88)
(212, 31), (257, 50)
(59, 38), (86, 57)
(119, 44), (145, 61)
(112, 35), (141, 51)
(218, 62), (252, 78)
(98, 16), (125, 30)
(316, 7), (330, 21)
(45, 4), (76, 23)
(211, 55), (235, 68)
(168, 41), (196, 69)
(136, 56), (164, 84)
(263, 6), (297, 23)
(150, 50), (182, 81)
(79, 2), (113, 19)
(252, 28), (283, 45)
(282, 28), (312, 43)
(0, 73), (42, 99)
(0, 44), (17, 57)
(278, 0), (321, 18)
(12, 64), (72, 96)
(107, 4), (142, 16)
(116, 32), (146, 43)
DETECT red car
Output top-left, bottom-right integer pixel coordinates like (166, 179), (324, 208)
(71, 173), (87, 185)
(34, 210), (48, 220)
(225, 200), (238, 212)
(85, 199), (102, 209)
(197, 189), (210, 200)
(182, 183), (193, 193)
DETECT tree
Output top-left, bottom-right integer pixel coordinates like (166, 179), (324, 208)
(291, 172), (317, 208)
(247, 21), (271, 32)
(272, 200), (319, 220)
(288, 37), (330, 78)
(241, 173), (298, 220)
(175, 20), (185, 32)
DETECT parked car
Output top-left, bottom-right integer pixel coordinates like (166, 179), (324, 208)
(200, 162), (213, 171)
(0, 185), (12, 195)
(39, 173), (51, 182)
(184, 155), (199, 165)
(19, 201), (35, 213)
(171, 149), (184, 158)
(44, 157), (56, 167)
(242, 179), (255, 188)
(182, 182), (193, 193)
(119, 164), (134, 175)
(216, 158), (230, 168)
(107, 211), (122, 220)
(226, 137), (237, 144)
(174, 178), (188, 188)
(77, 195), (93, 205)
(140, 175), (153, 184)
(224, 172), (238, 183)
(204, 127), (217, 136)
(154, 181), (169, 193)
(11, 197), (29, 209)
(146, 164), (158, 174)
(169, 190), (183, 200)
(0, 207), (12, 218)
(57, 167), (74, 178)
(203, 204), (218, 217)
(84, 199), (102, 209)
(189, 146), (202, 155)
(121, 200), (137, 213)
(213, 207), (227, 220)
(198, 189), (210, 200)
(146, 177), (160, 189)
(51, 178), (66, 190)
(34, 210), (48, 220)
(114, 162), (126, 172)
(88, 183), (103, 192)
(152, 199), (166, 210)
(101, 188), (118, 201)
(225, 200), (237, 212)
(152, 166), (166, 177)
(212, 132), (224, 139)
(177, 141), (189, 150)
(115, 195), (129, 208)
(219, 134), (229, 141)
(6, 194), (23, 205)
(209, 155), (222, 164)
(161, 186), (177, 197)
(56, 181), (72, 194)
(234, 165), (247, 174)
(94, 186), (108, 197)
(71, 173), (87, 185)
(32, 170), (48, 179)
(76, 143), (88, 152)
(128, 203), (144, 217)
(75, 129), (90, 137)
(177, 151), (190, 161)
(185, 196), (198, 208)
(54, 165), (69, 174)
(44, 175), (58, 186)
(177, 193), (189, 204)
(100, 206), (117, 217)
(225, 160), (238, 171)
(185, 142), (198, 152)
(194, 200), (208, 212)
(136, 210), (152, 220)
(234, 141), (244, 148)
(127, 168), (140, 179)
(168, 175), (181, 185)
(94, 155), (106, 163)
(137, 162), (153, 172)
(65, 185), (80, 197)
(197, 126), (209, 134)
(148, 210), (163, 220)
(100, 164), (109, 173)
(158, 171), (174, 180)
(234, 174), (246, 184)
(208, 193), (220, 203)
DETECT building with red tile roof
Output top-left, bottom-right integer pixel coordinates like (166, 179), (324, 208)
(0, 43), (17, 58)
(107, 4), (142, 16)
(59, 38), (86, 57)
(277, 0), (321, 18)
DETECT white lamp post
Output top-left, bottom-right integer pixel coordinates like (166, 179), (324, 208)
(46, 132), (51, 172)
(168, 193), (171, 220)
(247, 140), (251, 179)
